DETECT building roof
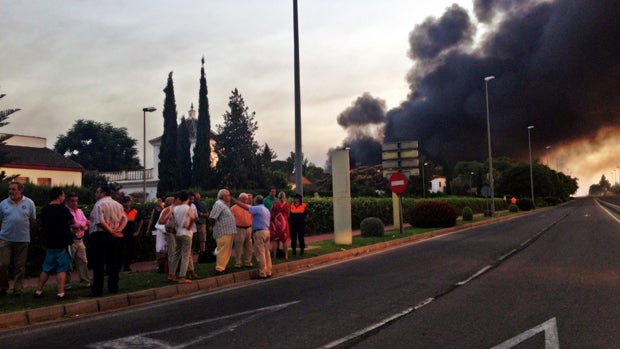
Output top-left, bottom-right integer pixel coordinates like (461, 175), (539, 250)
(287, 173), (314, 186)
(0, 145), (84, 171)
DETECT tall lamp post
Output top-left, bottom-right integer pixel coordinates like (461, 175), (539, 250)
(421, 162), (428, 198)
(528, 125), (535, 205)
(142, 107), (157, 203)
(484, 76), (495, 214)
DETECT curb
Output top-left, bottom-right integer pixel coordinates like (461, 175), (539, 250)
(0, 211), (529, 330)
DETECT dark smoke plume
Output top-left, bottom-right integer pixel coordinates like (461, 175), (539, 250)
(327, 93), (386, 169)
(336, 0), (620, 170)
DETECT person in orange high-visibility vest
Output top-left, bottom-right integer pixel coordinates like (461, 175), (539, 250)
(121, 196), (143, 272)
(289, 194), (309, 256)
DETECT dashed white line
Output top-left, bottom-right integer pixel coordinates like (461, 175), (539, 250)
(456, 265), (493, 286)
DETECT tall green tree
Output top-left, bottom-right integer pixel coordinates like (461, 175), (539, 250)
(157, 72), (179, 196)
(215, 89), (262, 189)
(192, 57), (213, 189)
(260, 143), (277, 170)
(54, 119), (140, 171)
(177, 117), (192, 190)
(0, 92), (20, 182)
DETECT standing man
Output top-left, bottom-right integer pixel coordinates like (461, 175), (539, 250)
(0, 181), (36, 296)
(194, 192), (210, 254)
(34, 187), (74, 300)
(208, 189), (236, 275)
(89, 185), (127, 297)
(231, 193), (253, 268)
(65, 192), (91, 288)
(233, 195), (272, 279)
(121, 196), (143, 272)
(263, 187), (277, 210)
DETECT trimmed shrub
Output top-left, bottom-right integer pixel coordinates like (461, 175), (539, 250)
(406, 201), (459, 228)
(462, 206), (474, 221)
(360, 217), (385, 237)
(516, 198), (534, 211)
(508, 204), (519, 212)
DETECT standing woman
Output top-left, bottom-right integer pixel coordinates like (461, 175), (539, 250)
(269, 191), (290, 260)
(289, 194), (309, 256)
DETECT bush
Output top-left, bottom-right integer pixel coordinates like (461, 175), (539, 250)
(462, 206), (473, 221)
(406, 201), (459, 228)
(508, 204), (519, 212)
(360, 217), (385, 237)
(516, 198), (534, 211)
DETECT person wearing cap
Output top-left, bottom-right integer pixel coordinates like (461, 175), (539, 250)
(65, 192), (91, 288)
(289, 193), (309, 256)
(120, 196), (143, 272)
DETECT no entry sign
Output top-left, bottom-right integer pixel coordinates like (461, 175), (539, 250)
(389, 172), (408, 195)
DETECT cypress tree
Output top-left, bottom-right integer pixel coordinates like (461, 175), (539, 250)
(177, 117), (192, 190)
(215, 89), (261, 189)
(157, 71), (179, 197)
(192, 56), (213, 189)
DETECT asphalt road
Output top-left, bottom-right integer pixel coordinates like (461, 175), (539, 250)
(0, 198), (618, 348)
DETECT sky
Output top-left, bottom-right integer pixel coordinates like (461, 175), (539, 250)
(1, 0), (618, 196)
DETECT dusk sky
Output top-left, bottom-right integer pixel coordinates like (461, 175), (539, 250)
(2, 1), (618, 196)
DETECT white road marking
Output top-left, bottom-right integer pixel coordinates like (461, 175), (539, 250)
(595, 200), (620, 224)
(87, 301), (299, 349)
(317, 307), (415, 349)
(491, 317), (560, 349)
(456, 265), (493, 286)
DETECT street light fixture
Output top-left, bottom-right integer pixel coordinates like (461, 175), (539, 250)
(528, 126), (535, 206)
(484, 76), (495, 214)
(142, 106), (157, 203)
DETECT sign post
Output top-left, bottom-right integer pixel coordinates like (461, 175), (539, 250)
(389, 172), (408, 234)
(382, 140), (419, 234)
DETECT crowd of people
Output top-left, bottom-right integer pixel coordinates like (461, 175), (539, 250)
(0, 182), (309, 300)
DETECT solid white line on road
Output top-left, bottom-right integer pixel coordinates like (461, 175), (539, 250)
(491, 317), (559, 349)
(456, 265), (493, 286)
(595, 199), (620, 224)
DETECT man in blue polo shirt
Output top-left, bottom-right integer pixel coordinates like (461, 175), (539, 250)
(0, 181), (37, 296)
(233, 195), (272, 279)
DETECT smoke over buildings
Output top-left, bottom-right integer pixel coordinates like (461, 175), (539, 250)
(330, 0), (620, 191)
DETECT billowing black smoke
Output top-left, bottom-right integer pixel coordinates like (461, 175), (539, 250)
(334, 0), (620, 169)
(327, 93), (385, 169)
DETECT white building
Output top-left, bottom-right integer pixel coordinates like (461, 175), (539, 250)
(430, 176), (447, 194)
(0, 134), (84, 186)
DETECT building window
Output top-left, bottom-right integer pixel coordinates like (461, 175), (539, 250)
(37, 178), (52, 187)
(15, 177), (29, 184)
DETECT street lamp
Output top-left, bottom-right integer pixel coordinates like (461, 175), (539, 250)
(545, 145), (551, 167)
(421, 162), (428, 198)
(528, 126), (535, 205)
(142, 107), (157, 203)
(484, 76), (495, 214)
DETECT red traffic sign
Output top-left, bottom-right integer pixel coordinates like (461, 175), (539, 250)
(389, 172), (408, 195)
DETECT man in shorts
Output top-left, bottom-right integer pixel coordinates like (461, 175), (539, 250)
(34, 187), (75, 300)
